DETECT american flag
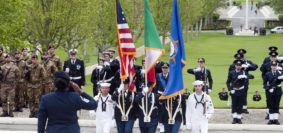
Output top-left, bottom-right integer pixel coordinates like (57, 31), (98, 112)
(116, 0), (136, 91)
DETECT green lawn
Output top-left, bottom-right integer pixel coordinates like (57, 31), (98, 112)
(77, 32), (283, 108)
(182, 33), (283, 108)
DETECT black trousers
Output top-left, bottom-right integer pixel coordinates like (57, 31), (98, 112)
(267, 93), (282, 114)
(231, 90), (244, 114)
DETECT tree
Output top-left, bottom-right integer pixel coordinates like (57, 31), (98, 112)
(25, 0), (94, 53)
(270, 0), (283, 14)
(89, 0), (117, 55)
(150, 0), (172, 45)
(0, 0), (30, 53)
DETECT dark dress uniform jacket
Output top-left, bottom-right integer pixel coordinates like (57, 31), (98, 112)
(112, 90), (138, 121)
(260, 61), (282, 79)
(263, 71), (283, 95)
(159, 95), (186, 124)
(226, 70), (254, 95)
(135, 92), (160, 127)
(187, 68), (213, 89)
(134, 65), (144, 93)
(155, 73), (169, 94)
(63, 59), (85, 87)
(38, 91), (97, 133)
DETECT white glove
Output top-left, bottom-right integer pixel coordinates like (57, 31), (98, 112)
(278, 75), (283, 80)
(89, 110), (95, 117)
(269, 89), (274, 93)
(238, 75), (247, 79)
(208, 89), (212, 93)
(97, 81), (102, 85)
(65, 68), (70, 73)
(205, 114), (212, 119)
(141, 69), (146, 74)
(241, 64), (249, 68)
(277, 66), (282, 71)
(118, 84), (124, 93)
(142, 87), (149, 94)
(81, 86), (84, 89)
(193, 68), (201, 72)
(186, 122), (192, 129)
(104, 62), (110, 66)
(96, 65), (103, 70)
(277, 56), (283, 61)
(230, 90), (235, 94)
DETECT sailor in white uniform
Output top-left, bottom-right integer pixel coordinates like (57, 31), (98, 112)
(89, 82), (115, 133)
(186, 80), (214, 133)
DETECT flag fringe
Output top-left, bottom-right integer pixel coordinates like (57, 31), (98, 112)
(159, 88), (185, 100)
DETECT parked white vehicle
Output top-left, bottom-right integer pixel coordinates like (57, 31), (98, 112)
(270, 26), (283, 33)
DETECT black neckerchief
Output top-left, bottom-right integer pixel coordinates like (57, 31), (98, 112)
(100, 96), (109, 112)
(194, 94), (205, 114)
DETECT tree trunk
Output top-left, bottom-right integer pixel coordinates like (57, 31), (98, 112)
(185, 24), (190, 43)
(194, 21), (199, 37)
(204, 16), (208, 29)
(198, 18), (203, 35)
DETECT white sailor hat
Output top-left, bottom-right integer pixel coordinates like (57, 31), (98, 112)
(100, 82), (111, 87)
(193, 80), (204, 86)
(69, 49), (78, 54)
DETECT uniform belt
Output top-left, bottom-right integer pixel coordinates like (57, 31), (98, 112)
(70, 76), (82, 80)
(233, 86), (244, 90)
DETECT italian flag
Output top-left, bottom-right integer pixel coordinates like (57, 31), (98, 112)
(144, 0), (164, 84)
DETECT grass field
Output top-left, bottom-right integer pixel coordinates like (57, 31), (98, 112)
(68, 32), (283, 108)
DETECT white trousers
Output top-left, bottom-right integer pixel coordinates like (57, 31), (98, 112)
(96, 119), (113, 133)
(191, 120), (208, 133)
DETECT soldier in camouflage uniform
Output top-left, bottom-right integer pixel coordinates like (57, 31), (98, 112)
(41, 52), (57, 95)
(21, 48), (30, 108)
(21, 48), (30, 62)
(0, 54), (20, 117)
(0, 47), (6, 107)
(47, 46), (62, 70)
(25, 54), (46, 118)
(0, 47), (5, 66)
(14, 51), (27, 112)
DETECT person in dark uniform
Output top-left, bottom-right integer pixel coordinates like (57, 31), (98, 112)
(226, 60), (254, 124)
(134, 59), (146, 93)
(135, 82), (160, 133)
(108, 49), (120, 74)
(103, 51), (118, 94)
(263, 62), (283, 125)
(159, 94), (186, 133)
(112, 78), (137, 133)
(63, 49), (85, 89)
(262, 46), (278, 65)
(91, 57), (111, 96)
(155, 63), (169, 133)
(261, 52), (281, 79)
(38, 71), (97, 133)
(260, 51), (282, 119)
(187, 58), (213, 94)
(155, 63), (169, 95)
(230, 50), (258, 114)
(155, 61), (164, 74)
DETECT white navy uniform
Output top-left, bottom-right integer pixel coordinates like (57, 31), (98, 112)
(186, 92), (214, 133)
(91, 94), (115, 133)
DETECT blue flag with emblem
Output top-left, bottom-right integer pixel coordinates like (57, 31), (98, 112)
(159, 0), (186, 99)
